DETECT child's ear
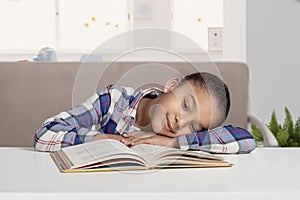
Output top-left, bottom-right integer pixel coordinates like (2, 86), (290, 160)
(164, 77), (181, 92)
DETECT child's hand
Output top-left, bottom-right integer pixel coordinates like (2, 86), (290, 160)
(120, 131), (155, 145)
(92, 133), (124, 141)
(121, 132), (179, 148)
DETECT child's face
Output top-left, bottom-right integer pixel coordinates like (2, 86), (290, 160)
(149, 80), (218, 138)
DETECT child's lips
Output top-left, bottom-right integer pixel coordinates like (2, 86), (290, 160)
(166, 115), (174, 133)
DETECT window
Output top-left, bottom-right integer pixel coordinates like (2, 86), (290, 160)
(59, 0), (130, 52)
(0, 0), (223, 55)
(0, 0), (131, 53)
(172, 0), (223, 51)
(0, 0), (55, 53)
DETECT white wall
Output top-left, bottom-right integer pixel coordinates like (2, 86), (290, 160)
(223, 0), (246, 62)
(247, 0), (300, 123)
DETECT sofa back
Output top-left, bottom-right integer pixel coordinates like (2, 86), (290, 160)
(0, 61), (249, 147)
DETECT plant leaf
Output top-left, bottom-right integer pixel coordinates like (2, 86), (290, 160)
(268, 110), (279, 137)
(251, 124), (263, 144)
(276, 129), (289, 147)
(283, 107), (294, 140)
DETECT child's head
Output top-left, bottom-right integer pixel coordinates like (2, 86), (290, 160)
(148, 72), (230, 137)
(182, 72), (231, 127)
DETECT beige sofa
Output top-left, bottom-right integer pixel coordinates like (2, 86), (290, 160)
(0, 61), (277, 147)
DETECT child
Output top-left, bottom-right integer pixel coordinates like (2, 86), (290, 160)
(33, 72), (231, 152)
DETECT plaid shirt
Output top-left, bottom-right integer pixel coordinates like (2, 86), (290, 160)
(34, 85), (256, 153)
(178, 125), (256, 154)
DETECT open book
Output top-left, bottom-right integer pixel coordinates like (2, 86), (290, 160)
(51, 139), (233, 173)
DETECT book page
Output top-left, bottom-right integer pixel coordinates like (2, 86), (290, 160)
(131, 144), (225, 167)
(131, 144), (179, 164)
(62, 139), (144, 168)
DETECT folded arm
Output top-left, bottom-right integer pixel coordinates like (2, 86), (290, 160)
(177, 125), (256, 154)
(33, 90), (110, 152)
(120, 125), (256, 154)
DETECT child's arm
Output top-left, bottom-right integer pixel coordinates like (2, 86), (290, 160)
(122, 126), (256, 154)
(33, 87), (112, 152)
(177, 125), (256, 154)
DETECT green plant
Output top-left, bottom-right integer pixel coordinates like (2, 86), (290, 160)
(251, 124), (264, 147)
(252, 107), (300, 147)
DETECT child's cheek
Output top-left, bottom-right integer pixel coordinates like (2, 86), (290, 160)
(149, 104), (166, 133)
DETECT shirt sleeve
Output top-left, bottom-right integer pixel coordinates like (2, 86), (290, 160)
(33, 86), (111, 152)
(177, 125), (257, 154)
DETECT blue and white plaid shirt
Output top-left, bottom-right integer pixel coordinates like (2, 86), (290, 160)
(34, 84), (256, 153)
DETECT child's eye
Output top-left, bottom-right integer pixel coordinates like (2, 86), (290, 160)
(183, 99), (189, 111)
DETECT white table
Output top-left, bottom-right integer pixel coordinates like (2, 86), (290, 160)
(1, 147), (299, 200)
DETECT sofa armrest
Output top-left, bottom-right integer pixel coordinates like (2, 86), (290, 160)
(248, 115), (279, 147)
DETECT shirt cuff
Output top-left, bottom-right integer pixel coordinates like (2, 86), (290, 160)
(178, 133), (200, 151)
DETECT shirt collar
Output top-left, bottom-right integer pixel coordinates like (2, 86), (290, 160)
(124, 87), (163, 120)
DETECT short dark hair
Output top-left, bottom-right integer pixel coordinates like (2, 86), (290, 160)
(183, 72), (231, 128)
